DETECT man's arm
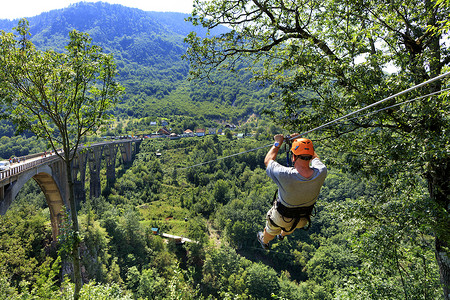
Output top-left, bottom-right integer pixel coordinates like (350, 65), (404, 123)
(264, 134), (284, 167)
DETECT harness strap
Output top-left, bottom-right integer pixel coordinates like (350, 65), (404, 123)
(270, 190), (315, 232)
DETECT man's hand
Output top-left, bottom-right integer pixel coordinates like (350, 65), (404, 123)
(265, 133), (284, 167)
(290, 133), (301, 140)
(274, 134), (284, 144)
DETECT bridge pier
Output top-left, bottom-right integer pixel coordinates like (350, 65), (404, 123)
(88, 147), (103, 199)
(71, 152), (87, 205)
(105, 144), (118, 189)
(0, 185), (4, 202)
(120, 142), (132, 163)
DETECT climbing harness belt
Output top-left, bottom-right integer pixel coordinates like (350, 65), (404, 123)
(268, 190), (316, 232)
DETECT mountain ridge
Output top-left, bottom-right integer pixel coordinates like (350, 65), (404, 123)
(0, 2), (226, 39)
(0, 2), (272, 122)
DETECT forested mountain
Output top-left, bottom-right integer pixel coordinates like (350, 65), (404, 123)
(0, 2), (273, 122)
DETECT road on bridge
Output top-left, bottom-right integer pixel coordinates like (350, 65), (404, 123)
(0, 150), (61, 181)
(0, 139), (140, 181)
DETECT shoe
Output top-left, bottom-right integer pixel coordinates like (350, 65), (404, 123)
(277, 234), (285, 241)
(257, 231), (269, 250)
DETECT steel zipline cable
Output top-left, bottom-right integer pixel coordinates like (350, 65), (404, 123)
(288, 71), (450, 141)
(338, 87), (450, 125)
(179, 71), (450, 171)
(178, 143), (274, 170)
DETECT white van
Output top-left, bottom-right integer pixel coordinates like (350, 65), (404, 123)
(0, 161), (10, 171)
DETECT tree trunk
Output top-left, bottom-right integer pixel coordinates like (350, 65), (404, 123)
(428, 158), (450, 300)
(436, 238), (450, 300)
(423, 17), (448, 294)
(65, 161), (82, 300)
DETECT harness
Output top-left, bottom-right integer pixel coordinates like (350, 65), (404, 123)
(268, 190), (315, 232)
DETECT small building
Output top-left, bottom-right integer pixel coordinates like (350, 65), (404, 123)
(184, 129), (194, 137)
(150, 121), (157, 126)
(195, 128), (206, 137)
(161, 120), (168, 126)
(208, 128), (216, 135)
(151, 228), (159, 235)
(224, 123), (237, 129)
(157, 127), (171, 135)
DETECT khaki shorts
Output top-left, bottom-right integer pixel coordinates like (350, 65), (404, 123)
(265, 205), (309, 236)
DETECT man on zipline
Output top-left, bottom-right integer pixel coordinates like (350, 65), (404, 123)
(257, 134), (327, 250)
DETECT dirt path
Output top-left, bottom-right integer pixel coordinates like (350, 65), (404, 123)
(207, 221), (222, 247)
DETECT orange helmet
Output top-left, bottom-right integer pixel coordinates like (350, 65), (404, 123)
(291, 138), (314, 156)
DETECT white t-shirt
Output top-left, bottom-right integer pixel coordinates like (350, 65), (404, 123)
(266, 158), (327, 207)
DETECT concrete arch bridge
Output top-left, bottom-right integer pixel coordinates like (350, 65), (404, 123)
(0, 139), (141, 240)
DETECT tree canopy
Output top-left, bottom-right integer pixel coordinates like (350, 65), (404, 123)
(0, 19), (123, 299)
(185, 0), (450, 297)
(0, 19), (123, 158)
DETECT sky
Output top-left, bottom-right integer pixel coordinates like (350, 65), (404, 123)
(0, 0), (196, 20)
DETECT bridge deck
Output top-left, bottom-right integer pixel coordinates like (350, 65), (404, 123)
(0, 139), (141, 185)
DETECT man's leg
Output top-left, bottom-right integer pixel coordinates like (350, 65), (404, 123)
(279, 218), (308, 239)
(279, 230), (294, 238)
(263, 228), (275, 244)
(257, 221), (279, 250)
(277, 229), (293, 241)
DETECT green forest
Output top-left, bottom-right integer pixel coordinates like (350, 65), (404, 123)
(0, 132), (443, 299)
(0, 0), (449, 299)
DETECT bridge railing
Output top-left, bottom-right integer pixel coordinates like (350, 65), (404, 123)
(0, 139), (141, 182)
(0, 153), (60, 181)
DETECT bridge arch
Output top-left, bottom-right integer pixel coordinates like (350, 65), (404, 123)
(1, 164), (68, 240)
